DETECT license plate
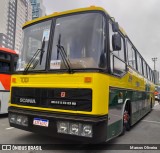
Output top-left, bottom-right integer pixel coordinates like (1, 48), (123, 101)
(33, 118), (49, 127)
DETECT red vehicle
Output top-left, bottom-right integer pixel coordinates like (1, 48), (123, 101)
(154, 85), (160, 102)
(0, 47), (18, 114)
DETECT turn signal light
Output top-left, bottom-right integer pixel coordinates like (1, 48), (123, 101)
(12, 78), (16, 83)
(84, 77), (92, 83)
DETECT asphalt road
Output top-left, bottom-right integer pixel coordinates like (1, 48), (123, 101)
(0, 102), (160, 153)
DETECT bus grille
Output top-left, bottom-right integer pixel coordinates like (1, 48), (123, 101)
(11, 87), (92, 111)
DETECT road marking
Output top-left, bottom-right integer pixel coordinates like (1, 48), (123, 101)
(153, 109), (160, 112)
(142, 120), (160, 124)
(6, 127), (14, 130)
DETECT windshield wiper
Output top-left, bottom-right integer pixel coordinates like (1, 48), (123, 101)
(23, 37), (46, 74)
(56, 34), (73, 74)
(40, 37), (45, 65)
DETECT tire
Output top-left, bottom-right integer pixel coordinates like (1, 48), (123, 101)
(120, 109), (130, 136)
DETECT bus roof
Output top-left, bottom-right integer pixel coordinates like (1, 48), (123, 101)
(23, 6), (108, 27)
(23, 6), (127, 37)
(0, 47), (17, 55)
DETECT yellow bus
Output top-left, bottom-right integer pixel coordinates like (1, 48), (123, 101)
(8, 6), (155, 143)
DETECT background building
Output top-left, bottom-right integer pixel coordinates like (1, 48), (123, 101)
(14, 0), (32, 52)
(0, 33), (9, 49)
(0, 0), (10, 48)
(30, 0), (46, 19)
(7, 0), (17, 49)
(0, 0), (32, 53)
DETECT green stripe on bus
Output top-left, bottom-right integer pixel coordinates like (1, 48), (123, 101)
(107, 120), (122, 140)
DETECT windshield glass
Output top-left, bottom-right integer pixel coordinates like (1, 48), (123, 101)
(50, 13), (106, 70)
(16, 20), (52, 71)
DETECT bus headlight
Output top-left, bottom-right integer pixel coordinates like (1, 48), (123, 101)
(81, 125), (92, 137)
(9, 114), (17, 123)
(57, 122), (69, 134)
(16, 116), (23, 125)
(69, 123), (80, 135)
(21, 116), (28, 126)
(57, 121), (92, 137)
(9, 114), (28, 126)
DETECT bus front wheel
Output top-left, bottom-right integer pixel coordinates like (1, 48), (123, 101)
(120, 109), (130, 136)
(123, 110), (130, 131)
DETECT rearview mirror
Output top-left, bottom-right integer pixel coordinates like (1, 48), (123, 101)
(112, 34), (121, 51)
(112, 22), (119, 32)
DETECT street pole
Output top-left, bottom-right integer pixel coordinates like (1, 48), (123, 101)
(152, 57), (157, 70)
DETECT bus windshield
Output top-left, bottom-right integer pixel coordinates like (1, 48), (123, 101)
(16, 12), (107, 72)
(50, 13), (106, 70)
(16, 20), (52, 71)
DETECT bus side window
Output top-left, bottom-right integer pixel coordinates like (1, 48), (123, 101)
(142, 60), (147, 78)
(113, 56), (126, 76)
(149, 68), (152, 81)
(137, 53), (143, 75)
(146, 66), (150, 80)
(127, 41), (136, 70)
(109, 22), (126, 76)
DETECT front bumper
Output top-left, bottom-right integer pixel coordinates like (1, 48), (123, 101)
(8, 107), (108, 143)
